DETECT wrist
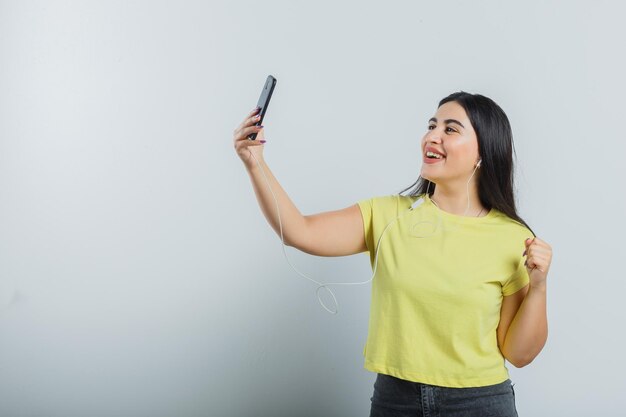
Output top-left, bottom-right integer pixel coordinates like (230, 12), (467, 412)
(529, 281), (547, 293)
(246, 156), (263, 170)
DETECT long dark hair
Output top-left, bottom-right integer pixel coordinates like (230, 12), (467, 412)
(398, 91), (536, 237)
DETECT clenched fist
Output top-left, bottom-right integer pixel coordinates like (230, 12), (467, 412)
(523, 237), (552, 288)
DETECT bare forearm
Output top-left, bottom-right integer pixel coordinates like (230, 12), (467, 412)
(246, 157), (306, 245)
(503, 283), (548, 367)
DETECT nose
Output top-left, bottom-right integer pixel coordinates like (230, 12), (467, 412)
(426, 130), (442, 144)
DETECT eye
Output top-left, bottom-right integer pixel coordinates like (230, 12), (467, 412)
(445, 127), (457, 133)
(427, 125), (435, 130)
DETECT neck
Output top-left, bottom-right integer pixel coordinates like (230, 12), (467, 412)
(429, 182), (487, 217)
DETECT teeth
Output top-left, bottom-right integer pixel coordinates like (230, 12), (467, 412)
(426, 151), (444, 159)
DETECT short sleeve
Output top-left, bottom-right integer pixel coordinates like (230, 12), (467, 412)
(357, 197), (374, 253)
(502, 256), (530, 296)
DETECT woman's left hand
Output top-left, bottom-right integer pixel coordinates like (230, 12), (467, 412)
(523, 237), (552, 288)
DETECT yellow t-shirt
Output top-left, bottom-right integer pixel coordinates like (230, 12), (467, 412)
(357, 192), (532, 388)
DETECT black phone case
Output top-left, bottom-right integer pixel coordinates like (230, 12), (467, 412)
(248, 75), (277, 140)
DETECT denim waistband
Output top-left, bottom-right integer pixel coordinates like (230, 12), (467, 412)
(369, 373), (518, 417)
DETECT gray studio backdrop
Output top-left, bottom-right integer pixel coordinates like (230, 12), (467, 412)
(0, 1), (624, 416)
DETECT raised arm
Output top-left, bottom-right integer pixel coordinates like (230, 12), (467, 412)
(246, 160), (366, 257)
(234, 107), (367, 257)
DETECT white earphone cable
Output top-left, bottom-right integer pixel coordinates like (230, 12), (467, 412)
(247, 147), (482, 314)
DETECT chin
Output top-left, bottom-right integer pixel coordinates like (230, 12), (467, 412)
(420, 174), (437, 183)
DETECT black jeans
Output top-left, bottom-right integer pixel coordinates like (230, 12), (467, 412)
(369, 373), (518, 417)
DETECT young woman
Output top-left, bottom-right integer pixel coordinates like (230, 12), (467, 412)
(233, 91), (552, 417)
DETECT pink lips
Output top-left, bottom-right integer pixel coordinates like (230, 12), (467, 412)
(423, 155), (444, 164)
(423, 146), (446, 164)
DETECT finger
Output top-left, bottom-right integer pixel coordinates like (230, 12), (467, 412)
(235, 117), (260, 136)
(235, 125), (264, 142)
(522, 239), (532, 256)
(523, 237), (550, 255)
(245, 107), (260, 119)
(526, 257), (546, 269)
(527, 250), (549, 260)
(235, 132), (266, 151)
(526, 244), (551, 253)
(527, 247), (552, 260)
(529, 237), (551, 250)
(526, 256), (549, 271)
(534, 242), (552, 252)
(234, 108), (261, 134)
(235, 140), (264, 155)
(525, 258), (538, 269)
(531, 237), (547, 245)
(525, 254), (539, 266)
(243, 110), (262, 128)
(239, 139), (265, 148)
(530, 247), (551, 257)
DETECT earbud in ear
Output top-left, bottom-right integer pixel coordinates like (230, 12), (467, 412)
(476, 159), (482, 168)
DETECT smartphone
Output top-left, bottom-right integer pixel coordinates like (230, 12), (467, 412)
(248, 75), (277, 140)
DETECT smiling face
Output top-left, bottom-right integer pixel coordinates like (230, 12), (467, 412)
(420, 100), (481, 185)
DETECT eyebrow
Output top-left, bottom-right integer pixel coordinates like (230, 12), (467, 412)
(428, 117), (465, 128)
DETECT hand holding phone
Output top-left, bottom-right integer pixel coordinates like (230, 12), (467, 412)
(248, 75), (276, 140)
(232, 75), (277, 170)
